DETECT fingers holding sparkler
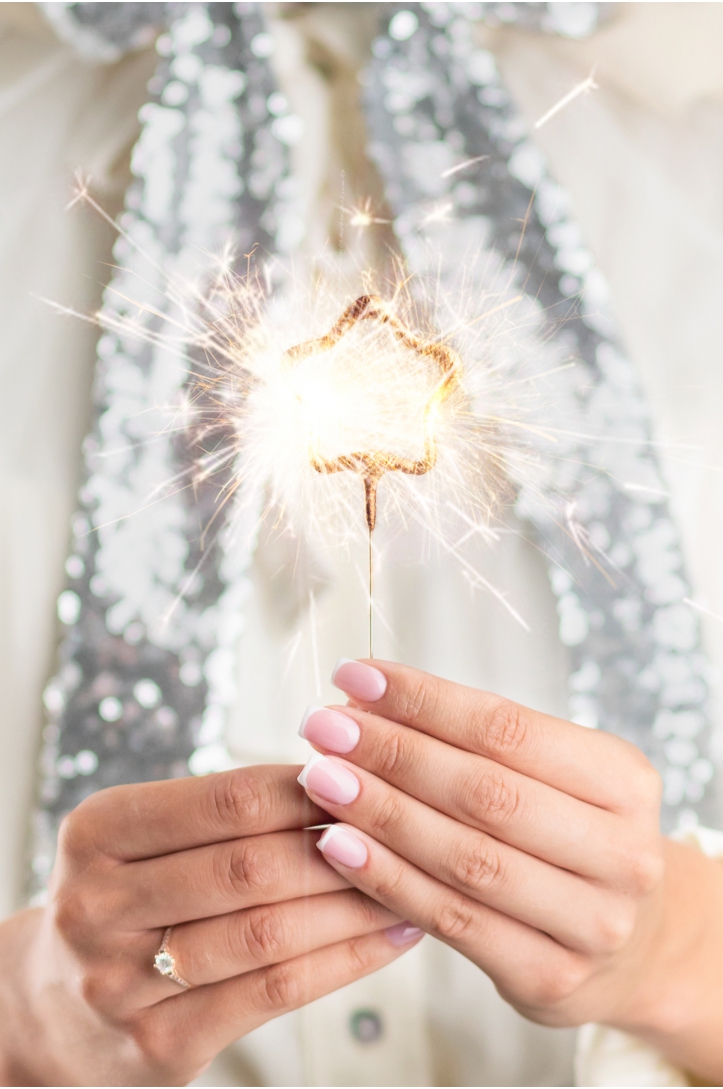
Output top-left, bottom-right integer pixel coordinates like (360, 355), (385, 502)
(304, 782), (628, 961)
(297, 662), (667, 1030)
(327, 659), (655, 810)
(305, 816), (592, 1022)
(298, 706), (643, 884)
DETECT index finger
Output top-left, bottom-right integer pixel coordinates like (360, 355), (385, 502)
(331, 659), (656, 810)
(62, 765), (329, 862)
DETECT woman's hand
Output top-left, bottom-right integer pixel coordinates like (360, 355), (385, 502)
(298, 659), (723, 1083)
(0, 765), (419, 1087)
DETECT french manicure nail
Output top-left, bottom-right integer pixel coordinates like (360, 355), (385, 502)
(317, 825), (368, 868)
(332, 658), (387, 702)
(385, 922), (424, 947)
(299, 706), (361, 753)
(298, 754), (360, 805)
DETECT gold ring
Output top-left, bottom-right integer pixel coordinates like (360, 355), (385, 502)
(153, 927), (191, 989)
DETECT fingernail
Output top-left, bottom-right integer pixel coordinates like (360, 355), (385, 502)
(298, 754), (360, 805)
(299, 706), (361, 754)
(385, 921), (424, 947)
(332, 658), (387, 702)
(317, 825), (368, 868)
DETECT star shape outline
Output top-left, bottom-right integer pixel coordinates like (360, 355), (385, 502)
(282, 294), (460, 530)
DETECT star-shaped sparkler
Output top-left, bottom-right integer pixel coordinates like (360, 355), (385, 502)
(282, 294), (460, 532)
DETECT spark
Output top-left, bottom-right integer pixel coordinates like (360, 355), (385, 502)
(421, 201), (454, 225)
(447, 503), (502, 548)
(441, 154), (489, 179)
(534, 70), (598, 130)
(443, 294), (523, 338)
(684, 598), (723, 626)
(623, 482), (672, 498)
(66, 169), (91, 211)
(341, 198), (391, 229)
(282, 629), (303, 683)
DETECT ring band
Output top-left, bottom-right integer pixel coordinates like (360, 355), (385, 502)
(154, 927), (191, 989)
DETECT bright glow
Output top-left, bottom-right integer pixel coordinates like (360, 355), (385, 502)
(63, 177), (583, 630)
(228, 279), (512, 547)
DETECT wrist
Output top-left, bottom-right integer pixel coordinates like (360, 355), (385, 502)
(606, 839), (723, 1082)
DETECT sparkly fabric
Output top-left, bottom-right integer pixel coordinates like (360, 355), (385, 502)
(31, 2), (293, 897)
(31, 1), (717, 895)
(364, 2), (717, 829)
(40, 2), (167, 62)
(459, 2), (614, 39)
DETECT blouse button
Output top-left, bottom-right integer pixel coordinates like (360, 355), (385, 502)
(349, 1008), (384, 1043)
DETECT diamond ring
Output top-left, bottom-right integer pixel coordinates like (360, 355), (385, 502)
(154, 927), (191, 989)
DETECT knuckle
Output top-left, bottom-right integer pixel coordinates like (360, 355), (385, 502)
(452, 839), (504, 894)
(52, 885), (94, 943)
(353, 890), (388, 930)
(523, 959), (588, 1009)
(78, 967), (104, 1010)
(590, 905), (636, 955)
(130, 1016), (178, 1071)
(634, 759), (663, 809)
(372, 730), (413, 783)
(56, 805), (95, 864)
(241, 905), (288, 964)
(396, 674), (438, 726)
(57, 786), (127, 863)
(78, 963), (132, 1016)
(610, 743), (663, 814)
(344, 933), (379, 976)
(260, 961), (303, 1011)
(482, 700), (530, 762)
(56, 810), (81, 858)
(373, 859), (408, 903)
(210, 771), (266, 836)
(430, 896), (479, 943)
(465, 768), (521, 827)
(626, 845), (664, 896)
(368, 790), (406, 837)
(223, 840), (278, 901)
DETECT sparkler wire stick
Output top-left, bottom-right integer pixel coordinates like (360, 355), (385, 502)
(368, 523), (374, 658)
(282, 293), (462, 658)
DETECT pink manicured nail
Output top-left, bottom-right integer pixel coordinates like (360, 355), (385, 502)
(317, 825), (368, 868)
(385, 922), (424, 947)
(332, 658), (387, 702)
(299, 706), (360, 754)
(298, 754), (360, 805)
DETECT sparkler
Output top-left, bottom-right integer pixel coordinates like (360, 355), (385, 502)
(281, 293), (461, 654)
(58, 175), (572, 663)
(282, 293), (460, 532)
(218, 260), (557, 659)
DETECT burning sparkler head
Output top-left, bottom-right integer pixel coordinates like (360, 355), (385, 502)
(280, 295), (461, 531)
